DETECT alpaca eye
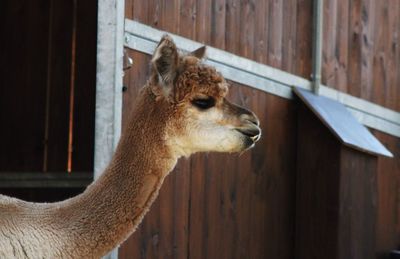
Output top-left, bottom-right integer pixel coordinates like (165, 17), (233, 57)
(191, 97), (216, 110)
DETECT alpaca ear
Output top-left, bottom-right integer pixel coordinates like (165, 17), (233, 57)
(190, 46), (206, 59)
(152, 35), (179, 86)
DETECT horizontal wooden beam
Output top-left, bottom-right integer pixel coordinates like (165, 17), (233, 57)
(124, 19), (400, 139)
(0, 172), (93, 188)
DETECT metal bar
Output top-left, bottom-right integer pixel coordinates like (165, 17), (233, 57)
(124, 20), (311, 90)
(0, 172), (93, 188)
(311, 0), (323, 95)
(95, 0), (124, 180)
(112, 0), (124, 151)
(124, 19), (400, 138)
(319, 86), (400, 125)
(95, 0), (124, 258)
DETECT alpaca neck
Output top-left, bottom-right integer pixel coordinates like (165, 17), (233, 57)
(59, 88), (178, 256)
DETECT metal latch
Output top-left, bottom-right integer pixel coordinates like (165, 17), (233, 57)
(123, 49), (133, 70)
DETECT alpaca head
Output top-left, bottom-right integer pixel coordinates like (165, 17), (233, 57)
(150, 35), (261, 157)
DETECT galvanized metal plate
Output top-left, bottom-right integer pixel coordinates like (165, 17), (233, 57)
(294, 87), (393, 157)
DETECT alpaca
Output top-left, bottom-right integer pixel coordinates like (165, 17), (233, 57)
(0, 35), (261, 258)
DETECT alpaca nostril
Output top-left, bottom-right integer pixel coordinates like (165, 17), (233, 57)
(249, 118), (260, 126)
(240, 114), (260, 126)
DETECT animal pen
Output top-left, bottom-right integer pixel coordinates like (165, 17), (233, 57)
(1, 0), (400, 258)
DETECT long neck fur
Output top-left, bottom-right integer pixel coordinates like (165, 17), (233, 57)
(0, 85), (179, 258)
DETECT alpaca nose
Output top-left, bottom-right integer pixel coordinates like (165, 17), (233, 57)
(240, 113), (260, 127)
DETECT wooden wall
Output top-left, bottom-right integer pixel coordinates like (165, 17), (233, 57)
(121, 0), (309, 258)
(322, 0), (400, 111)
(374, 131), (400, 259)
(322, 1), (400, 258)
(122, 0), (400, 258)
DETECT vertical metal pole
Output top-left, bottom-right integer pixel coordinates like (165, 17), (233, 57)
(95, 0), (125, 258)
(312, 0), (323, 95)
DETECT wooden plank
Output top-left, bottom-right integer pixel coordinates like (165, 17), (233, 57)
(179, 0), (196, 39)
(187, 153), (207, 259)
(372, 1), (388, 107)
(210, 0), (225, 49)
(124, 0), (133, 19)
(253, 0), (268, 64)
(374, 131), (400, 259)
(321, 0), (337, 87)
(45, 0), (73, 172)
(138, 0), (150, 24)
(224, 0), (241, 54)
(195, 0), (211, 43)
(247, 87), (296, 259)
(294, 88), (392, 157)
(348, 0), (362, 97)
(238, 0), (255, 60)
(267, 0), (283, 68)
(282, 0), (297, 73)
(395, 0), (400, 112)
(295, 0), (313, 78)
(71, 0), (97, 172)
(359, 0), (375, 101)
(295, 102), (342, 259)
(385, 0), (399, 111)
(0, 0), (50, 171)
(334, 0), (349, 93)
(338, 146), (377, 259)
(163, 0), (181, 34)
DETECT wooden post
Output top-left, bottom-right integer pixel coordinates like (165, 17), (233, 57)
(295, 103), (378, 259)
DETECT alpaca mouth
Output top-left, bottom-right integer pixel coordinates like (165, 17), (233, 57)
(236, 127), (261, 143)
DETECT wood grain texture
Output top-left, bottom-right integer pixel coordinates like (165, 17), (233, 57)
(122, 0), (400, 258)
(374, 130), (400, 259)
(322, 0), (400, 112)
(338, 146), (377, 259)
